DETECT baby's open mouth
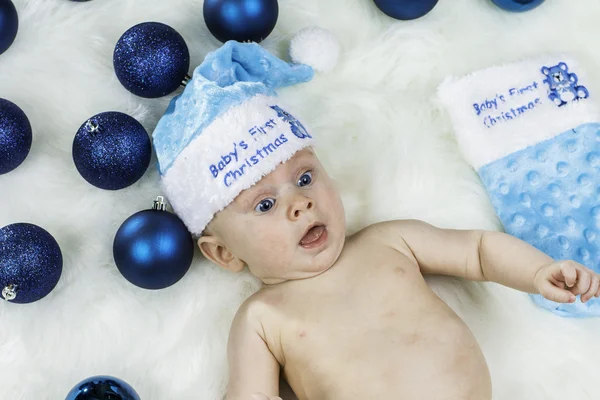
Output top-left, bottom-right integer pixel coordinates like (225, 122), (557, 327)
(300, 225), (327, 248)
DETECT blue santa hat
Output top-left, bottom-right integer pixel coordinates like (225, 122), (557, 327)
(152, 41), (315, 236)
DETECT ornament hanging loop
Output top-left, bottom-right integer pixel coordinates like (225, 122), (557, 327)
(2, 284), (18, 301)
(153, 196), (167, 211)
(181, 74), (192, 87)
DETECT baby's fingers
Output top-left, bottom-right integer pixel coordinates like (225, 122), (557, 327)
(538, 280), (576, 303)
(559, 263), (578, 287)
(574, 267), (591, 295)
(581, 273), (600, 303)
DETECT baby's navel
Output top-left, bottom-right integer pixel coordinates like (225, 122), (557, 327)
(298, 330), (307, 338)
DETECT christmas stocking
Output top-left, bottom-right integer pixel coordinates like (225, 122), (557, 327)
(438, 55), (600, 317)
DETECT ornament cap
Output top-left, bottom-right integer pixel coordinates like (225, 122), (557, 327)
(153, 196), (167, 211)
(2, 284), (18, 301)
(85, 118), (101, 135)
(182, 74), (192, 87)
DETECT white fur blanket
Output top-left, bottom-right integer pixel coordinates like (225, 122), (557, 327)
(1, 0), (599, 398)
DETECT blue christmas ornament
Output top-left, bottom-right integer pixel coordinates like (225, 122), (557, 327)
(113, 22), (190, 98)
(0, 0), (18, 55)
(72, 111), (151, 190)
(373, 0), (439, 20)
(203, 0), (278, 43)
(65, 375), (140, 400)
(0, 223), (62, 304)
(491, 0), (545, 12)
(0, 98), (31, 175)
(113, 197), (194, 290)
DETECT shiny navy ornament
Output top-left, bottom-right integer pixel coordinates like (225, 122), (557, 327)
(0, 98), (31, 174)
(73, 112), (151, 190)
(490, 0), (544, 12)
(65, 375), (140, 400)
(373, 0), (438, 20)
(113, 22), (190, 98)
(0, 0), (18, 55)
(0, 223), (62, 304)
(203, 0), (279, 43)
(113, 196), (194, 290)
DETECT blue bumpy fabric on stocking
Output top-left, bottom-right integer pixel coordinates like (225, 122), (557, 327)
(479, 123), (600, 316)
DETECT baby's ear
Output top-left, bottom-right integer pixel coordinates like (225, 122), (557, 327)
(197, 236), (245, 273)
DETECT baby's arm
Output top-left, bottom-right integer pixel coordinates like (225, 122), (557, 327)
(372, 219), (600, 303)
(226, 300), (280, 400)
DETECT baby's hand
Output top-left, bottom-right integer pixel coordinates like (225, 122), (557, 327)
(534, 261), (600, 303)
(252, 394), (282, 400)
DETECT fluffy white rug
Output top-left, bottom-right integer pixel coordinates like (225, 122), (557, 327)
(2, 0), (600, 399)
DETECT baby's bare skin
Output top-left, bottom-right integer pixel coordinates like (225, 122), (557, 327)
(248, 226), (491, 400)
(198, 148), (600, 400)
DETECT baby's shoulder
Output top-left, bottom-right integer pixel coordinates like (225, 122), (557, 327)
(234, 287), (285, 325)
(352, 220), (413, 248)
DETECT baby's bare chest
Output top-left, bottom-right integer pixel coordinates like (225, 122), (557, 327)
(267, 249), (484, 397)
(279, 257), (460, 360)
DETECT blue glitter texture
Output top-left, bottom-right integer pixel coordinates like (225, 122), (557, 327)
(72, 111), (151, 190)
(113, 209), (194, 290)
(0, 223), (63, 304)
(0, 98), (32, 175)
(65, 375), (140, 400)
(203, 0), (279, 43)
(0, 0), (18, 55)
(113, 22), (190, 98)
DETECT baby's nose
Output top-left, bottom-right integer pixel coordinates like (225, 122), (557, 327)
(288, 195), (314, 220)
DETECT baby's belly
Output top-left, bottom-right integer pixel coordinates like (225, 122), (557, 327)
(281, 292), (491, 400)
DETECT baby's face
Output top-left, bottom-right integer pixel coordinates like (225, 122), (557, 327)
(203, 148), (346, 284)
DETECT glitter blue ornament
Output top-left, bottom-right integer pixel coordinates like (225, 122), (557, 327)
(113, 197), (194, 290)
(0, 98), (31, 175)
(203, 0), (278, 43)
(72, 111), (151, 190)
(0, 223), (62, 304)
(113, 22), (190, 98)
(65, 375), (140, 400)
(491, 0), (545, 12)
(0, 0), (18, 55)
(373, 0), (439, 20)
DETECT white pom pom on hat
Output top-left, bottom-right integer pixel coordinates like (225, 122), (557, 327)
(289, 26), (341, 73)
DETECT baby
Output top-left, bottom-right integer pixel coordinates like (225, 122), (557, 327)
(152, 42), (600, 400)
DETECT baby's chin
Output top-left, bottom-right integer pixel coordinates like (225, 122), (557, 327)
(286, 235), (346, 280)
(257, 252), (339, 284)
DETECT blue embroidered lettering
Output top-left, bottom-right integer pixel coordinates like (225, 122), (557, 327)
(483, 98), (542, 128)
(229, 143), (238, 163)
(222, 133), (291, 186)
(210, 164), (218, 178)
(224, 172), (234, 187)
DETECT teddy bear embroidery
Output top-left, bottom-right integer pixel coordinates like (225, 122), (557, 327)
(270, 105), (312, 139)
(541, 62), (589, 107)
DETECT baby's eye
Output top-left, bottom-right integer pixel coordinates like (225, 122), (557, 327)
(255, 198), (276, 213)
(298, 171), (313, 187)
